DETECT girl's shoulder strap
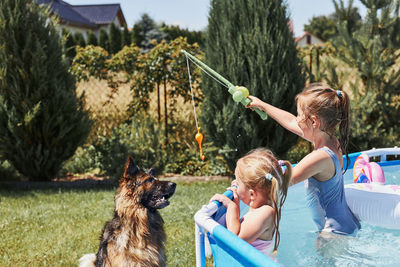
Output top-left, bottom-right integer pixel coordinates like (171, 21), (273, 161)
(318, 146), (335, 157)
(291, 149), (334, 184)
(317, 146), (340, 170)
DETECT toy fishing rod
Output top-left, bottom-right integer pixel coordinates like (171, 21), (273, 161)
(181, 49), (268, 120)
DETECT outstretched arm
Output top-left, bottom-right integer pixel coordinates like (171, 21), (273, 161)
(247, 96), (304, 138)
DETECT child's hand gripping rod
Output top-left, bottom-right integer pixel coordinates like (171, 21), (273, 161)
(181, 50), (268, 120)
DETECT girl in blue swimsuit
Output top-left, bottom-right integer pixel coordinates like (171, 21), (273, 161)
(248, 82), (360, 235)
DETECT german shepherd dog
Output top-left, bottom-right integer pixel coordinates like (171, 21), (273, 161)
(79, 157), (176, 267)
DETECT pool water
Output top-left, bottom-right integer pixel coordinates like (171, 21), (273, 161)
(277, 165), (400, 267)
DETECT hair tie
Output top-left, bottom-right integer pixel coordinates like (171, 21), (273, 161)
(336, 90), (342, 98)
(265, 173), (273, 181)
(279, 160), (287, 174)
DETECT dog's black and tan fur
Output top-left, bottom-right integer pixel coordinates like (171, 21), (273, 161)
(79, 157), (176, 267)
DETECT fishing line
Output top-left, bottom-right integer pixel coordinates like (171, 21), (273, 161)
(185, 56), (199, 129)
(186, 56), (229, 89)
(185, 55), (205, 160)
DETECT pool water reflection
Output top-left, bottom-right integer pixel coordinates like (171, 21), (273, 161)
(277, 165), (400, 267)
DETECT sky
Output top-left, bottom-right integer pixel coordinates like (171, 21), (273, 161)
(65, 0), (368, 37)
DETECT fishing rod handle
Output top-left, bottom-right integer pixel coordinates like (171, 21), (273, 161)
(232, 87), (268, 120)
(241, 98), (268, 120)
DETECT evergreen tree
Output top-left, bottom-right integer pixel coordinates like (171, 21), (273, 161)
(87, 31), (98, 46)
(62, 28), (76, 60)
(161, 23), (205, 47)
(331, 0), (400, 150)
(0, 0), (91, 181)
(74, 31), (86, 47)
(131, 23), (143, 46)
(142, 28), (167, 53)
(331, 2), (362, 34)
(135, 13), (155, 42)
(200, 0), (305, 170)
(108, 23), (122, 54)
(133, 13), (166, 52)
(304, 15), (338, 41)
(121, 26), (131, 47)
(304, 5), (361, 41)
(99, 28), (108, 50)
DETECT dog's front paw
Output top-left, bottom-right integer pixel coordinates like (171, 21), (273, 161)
(79, 253), (96, 267)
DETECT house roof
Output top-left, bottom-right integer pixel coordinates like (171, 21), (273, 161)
(36, 0), (126, 29)
(295, 32), (325, 44)
(72, 4), (126, 27)
(37, 0), (97, 28)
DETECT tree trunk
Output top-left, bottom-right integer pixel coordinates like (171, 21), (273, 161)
(157, 82), (161, 123)
(309, 46), (313, 83)
(164, 79), (168, 142)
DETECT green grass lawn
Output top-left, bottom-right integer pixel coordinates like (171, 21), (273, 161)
(0, 180), (230, 266)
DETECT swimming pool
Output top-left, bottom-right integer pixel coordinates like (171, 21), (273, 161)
(277, 163), (400, 266)
(195, 148), (400, 266)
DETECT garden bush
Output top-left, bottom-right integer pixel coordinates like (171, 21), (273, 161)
(163, 142), (230, 176)
(60, 146), (103, 176)
(284, 139), (311, 164)
(61, 111), (230, 179)
(71, 45), (109, 81)
(94, 114), (166, 179)
(92, 114), (230, 179)
(0, 160), (21, 181)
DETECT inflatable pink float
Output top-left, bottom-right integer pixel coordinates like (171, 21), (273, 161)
(345, 153), (400, 229)
(353, 154), (385, 184)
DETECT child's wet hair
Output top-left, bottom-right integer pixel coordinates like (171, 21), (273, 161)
(235, 148), (292, 254)
(295, 82), (350, 170)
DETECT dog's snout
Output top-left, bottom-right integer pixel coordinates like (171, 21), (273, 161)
(169, 182), (176, 192)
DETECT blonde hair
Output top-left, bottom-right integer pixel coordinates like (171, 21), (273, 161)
(295, 82), (351, 170)
(235, 148), (292, 254)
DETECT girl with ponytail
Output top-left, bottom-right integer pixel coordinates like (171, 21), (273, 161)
(210, 148), (292, 255)
(248, 82), (360, 235)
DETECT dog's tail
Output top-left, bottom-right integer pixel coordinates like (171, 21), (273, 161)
(79, 253), (96, 267)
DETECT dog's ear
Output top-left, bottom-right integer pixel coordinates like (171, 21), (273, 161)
(123, 156), (139, 177)
(148, 168), (156, 176)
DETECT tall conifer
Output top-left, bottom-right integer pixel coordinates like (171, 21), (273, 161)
(87, 31), (98, 46)
(131, 23), (143, 46)
(0, 0), (91, 181)
(201, 0), (305, 169)
(74, 32), (86, 47)
(62, 28), (76, 60)
(99, 28), (108, 51)
(108, 23), (122, 54)
(121, 26), (131, 47)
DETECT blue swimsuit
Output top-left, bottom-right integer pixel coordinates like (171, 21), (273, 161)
(305, 147), (361, 234)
